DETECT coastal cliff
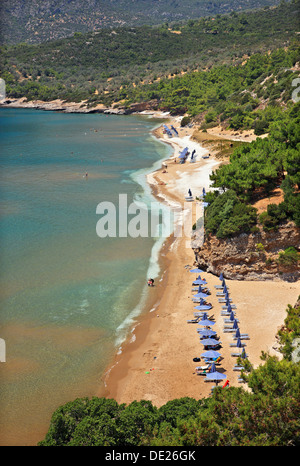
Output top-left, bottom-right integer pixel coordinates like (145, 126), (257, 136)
(0, 98), (159, 115)
(193, 221), (300, 282)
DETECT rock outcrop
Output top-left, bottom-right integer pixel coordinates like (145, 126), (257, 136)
(0, 98), (159, 115)
(193, 221), (300, 282)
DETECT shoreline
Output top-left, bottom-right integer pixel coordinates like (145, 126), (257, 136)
(100, 114), (299, 406)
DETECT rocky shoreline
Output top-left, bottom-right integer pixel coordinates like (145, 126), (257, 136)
(194, 221), (300, 282)
(0, 97), (161, 115)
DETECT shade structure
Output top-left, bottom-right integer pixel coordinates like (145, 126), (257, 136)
(195, 285), (204, 293)
(190, 268), (205, 273)
(193, 279), (207, 285)
(210, 362), (217, 372)
(241, 348), (247, 359)
(229, 311), (235, 321)
(198, 329), (216, 337)
(235, 328), (241, 338)
(193, 292), (210, 299)
(201, 350), (221, 359)
(236, 338), (244, 348)
(206, 371), (227, 381)
(232, 319), (239, 329)
(197, 319), (215, 326)
(194, 305), (212, 311)
(200, 338), (220, 346)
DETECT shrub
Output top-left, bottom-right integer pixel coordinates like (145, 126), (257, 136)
(277, 247), (300, 266)
(205, 189), (257, 239)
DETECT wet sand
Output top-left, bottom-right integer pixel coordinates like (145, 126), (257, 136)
(101, 115), (299, 406)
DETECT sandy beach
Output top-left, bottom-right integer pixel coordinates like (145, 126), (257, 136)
(101, 115), (299, 406)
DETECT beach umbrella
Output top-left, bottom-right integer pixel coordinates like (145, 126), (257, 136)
(190, 268), (205, 273)
(229, 311), (235, 321)
(235, 328), (241, 338)
(193, 292), (210, 299)
(206, 371), (227, 381)
(188, 189), (192, 196)
(219, 273), (224, 281)
(236, 338), (244, 348)
(201, 350), (221, 360)
(241, 348), (247, 359)
(193, 279), (207, 285)
(227, 303), (232, 313)
(198, 329), (216, 337)
(209, 362), (217, 372)
(202, 188), (206, 197)
(197, 318), (215, 327)
(194, 305), (212, 311)
(232, 319), (239, 329)
(200, 338), (220, 346)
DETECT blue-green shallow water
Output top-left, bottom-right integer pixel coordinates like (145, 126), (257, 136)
(0, 108), (172, 445)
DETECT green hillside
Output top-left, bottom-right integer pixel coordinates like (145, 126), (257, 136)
(1, 0), (299, 107)
(37, 300), (300, 446)
(0, 0), (283, 45)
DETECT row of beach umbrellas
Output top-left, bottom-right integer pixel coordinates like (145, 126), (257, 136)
(217, 273), (249, 364)
(190, 267), (227, 383)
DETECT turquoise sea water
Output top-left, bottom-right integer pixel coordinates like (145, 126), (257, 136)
(0, 108), (172, 445)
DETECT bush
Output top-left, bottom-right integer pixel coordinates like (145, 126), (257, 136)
(205, 189), (257, 239)
(277, 247), (300, 266)
(180, 116), (192, 127)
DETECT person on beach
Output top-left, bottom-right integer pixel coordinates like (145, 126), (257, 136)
(147, 278), (154, 287)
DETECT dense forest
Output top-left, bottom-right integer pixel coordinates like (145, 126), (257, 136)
(1, 0), (299, 106)
(0, 0), (283, 45)
(203, 101), (300, 239)
(38, 299), (300, 446)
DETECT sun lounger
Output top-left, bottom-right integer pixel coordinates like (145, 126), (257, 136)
(222, 304), (236, 309)
(187, 318), (200, 323)
(231, 352), (248, 357)
(224, 318), (239, 324)
(230, 342), (246, 347)
(233, 366), (244, 371)
(195, 364), (210, 372)
(238, 377), (246, 383)
(218, 298), (232, 303)
(185, 196), (194, 201)
(203, 357), (222, 364)
(223, 328), (237, 333)
(192, 288), (210, 292)
(220, 311), (236, 316)
(233, 335), (250, 340)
